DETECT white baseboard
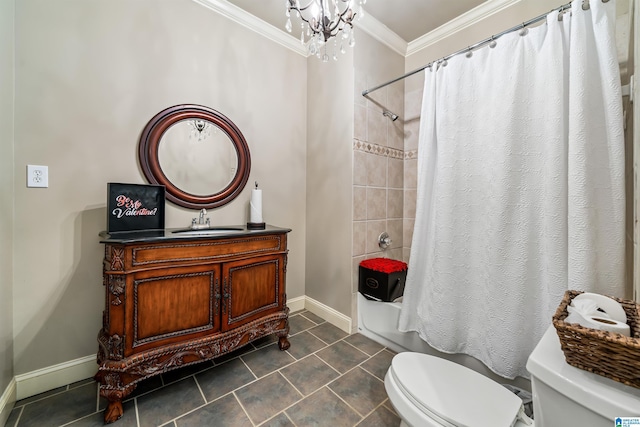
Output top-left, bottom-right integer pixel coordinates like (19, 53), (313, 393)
(0, 378), (16, 426)
(287, 295), (305, 313)
(303, 296), (352, 334)
(15, 355), (96, 400)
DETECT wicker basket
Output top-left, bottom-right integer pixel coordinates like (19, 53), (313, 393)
(552, 290), (640, 388)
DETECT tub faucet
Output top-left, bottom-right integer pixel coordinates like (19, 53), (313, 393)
(191, 208), (211, 230)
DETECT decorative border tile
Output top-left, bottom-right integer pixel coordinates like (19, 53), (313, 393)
(404, 150), (418, 160)
(353, 140), (404, 160)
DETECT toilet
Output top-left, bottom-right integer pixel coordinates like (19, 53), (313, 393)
(385, 326), (640, 427)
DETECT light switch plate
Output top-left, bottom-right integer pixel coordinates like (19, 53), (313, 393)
(27, 165), (48, 188)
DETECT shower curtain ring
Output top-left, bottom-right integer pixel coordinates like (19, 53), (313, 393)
(582, 0), (590, 10)
(519, 23), (528, 36)
(489, 36), (497, 49)
(465, 47), (473, 58)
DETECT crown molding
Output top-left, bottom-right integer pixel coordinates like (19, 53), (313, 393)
(192, 0), (308, 57)
(407, 0), (521, 57)
(192, 0), (525, 60)
(358, 13), (408, 57)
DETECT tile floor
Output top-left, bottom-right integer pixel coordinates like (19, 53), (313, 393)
(5, 310), (401, 427)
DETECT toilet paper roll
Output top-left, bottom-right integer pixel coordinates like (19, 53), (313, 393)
(585, 316), (631, 337)
(250, 188), (263, 223)
(573, 293), (627, 324)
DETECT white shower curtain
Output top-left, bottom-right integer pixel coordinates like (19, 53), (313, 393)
(398, 0), (625, 379)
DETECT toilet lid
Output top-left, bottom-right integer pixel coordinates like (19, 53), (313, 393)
(390, 352), (524, 427)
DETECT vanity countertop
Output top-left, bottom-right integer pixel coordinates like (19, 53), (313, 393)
(99, 224), (291, 244)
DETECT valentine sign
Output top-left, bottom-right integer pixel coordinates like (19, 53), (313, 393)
(107, 183), (165, 232)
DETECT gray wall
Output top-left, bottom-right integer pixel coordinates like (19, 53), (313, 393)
(13, 0), (307, 375)
(0, 0), (15, 402)
(305, 51), (354, 319)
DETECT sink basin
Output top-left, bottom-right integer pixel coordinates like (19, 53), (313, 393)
(172, 227), (244, 235)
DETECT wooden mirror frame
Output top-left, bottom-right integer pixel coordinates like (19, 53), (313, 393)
(138, 104), (251, 210)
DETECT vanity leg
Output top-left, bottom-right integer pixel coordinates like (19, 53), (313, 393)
(98, 372), (133, 423)
(278, 335), (290, 350)
(104, 400), (123, 424)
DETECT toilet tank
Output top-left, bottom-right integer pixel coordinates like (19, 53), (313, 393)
(526, 326), (640, 426)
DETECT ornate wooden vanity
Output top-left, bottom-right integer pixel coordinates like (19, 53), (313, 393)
(96, 226), (291, 423)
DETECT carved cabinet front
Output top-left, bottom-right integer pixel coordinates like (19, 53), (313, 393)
(96, 229), (290, 423)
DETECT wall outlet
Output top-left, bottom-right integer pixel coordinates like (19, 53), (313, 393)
(27, 165), (49, 188)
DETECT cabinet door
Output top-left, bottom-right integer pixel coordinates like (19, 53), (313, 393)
(222, 254), (285, 331)
(125, 264), (221, 355)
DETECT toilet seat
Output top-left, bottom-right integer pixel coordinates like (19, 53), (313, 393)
(387, 352), (528, 427)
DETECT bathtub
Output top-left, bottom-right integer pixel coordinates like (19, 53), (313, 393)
(357, 293), (531, 390)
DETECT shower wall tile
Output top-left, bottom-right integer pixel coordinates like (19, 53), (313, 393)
(402, 248), (411, 264)
(405, 72), (424, 94)
(388, 121), (404, 150)
(366, 188), (387, 220)
(404, 119), (420, 152)
(405, 89), (423, 121)
(353, 186), (367, 221)
(387, 248), (403, 262)
(404, 189), (416, 219)
(387, 219), (403, 249)
(403, 219), (415, 249)
(388, 158), (404, 189)
(366, 81), (385, 113)
(355, 74), (367, 107)
(366, 153), (387, 187)
(404, 159), (417, 190)
(353, 221), (367, 257)
(387, 189), (403, 219)
(388, 85), (404, 121)
(367, 108), (386, 146)
(353, 151), (367, 186)
(366, 220), (386, 255)
(355, 105), (367, 141)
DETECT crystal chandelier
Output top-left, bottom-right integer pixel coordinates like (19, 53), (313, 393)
(285, 0), (366, 62)
(189, 119), (212, 142)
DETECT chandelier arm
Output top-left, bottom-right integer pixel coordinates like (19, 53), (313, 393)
(326, 11), (355, 36)
(289, 1), (323, 31)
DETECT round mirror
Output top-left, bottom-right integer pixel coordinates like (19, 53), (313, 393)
(138, 105), (251, 209)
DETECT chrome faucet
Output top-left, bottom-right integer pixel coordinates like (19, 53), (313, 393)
(190, 208), (211, 230)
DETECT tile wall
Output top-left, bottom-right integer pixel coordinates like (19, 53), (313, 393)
(402, 73), (424, 262)
(352, 71), (406, 302)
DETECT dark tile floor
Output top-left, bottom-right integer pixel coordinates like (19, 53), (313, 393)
(5, 310), (401, 427)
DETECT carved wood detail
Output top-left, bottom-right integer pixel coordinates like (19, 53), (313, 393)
(107, 246), (125, 271)
(108, 276), (125, 306)
(127, 316), (285, 377)
(98, 330), (124, 361)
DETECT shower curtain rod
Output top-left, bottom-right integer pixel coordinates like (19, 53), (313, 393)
(362, 0), (582, 97)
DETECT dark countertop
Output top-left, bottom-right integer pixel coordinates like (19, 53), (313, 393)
(99, 224), (291, 244)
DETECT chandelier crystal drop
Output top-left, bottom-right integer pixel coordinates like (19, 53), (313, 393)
(285, 0), (366, 61)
